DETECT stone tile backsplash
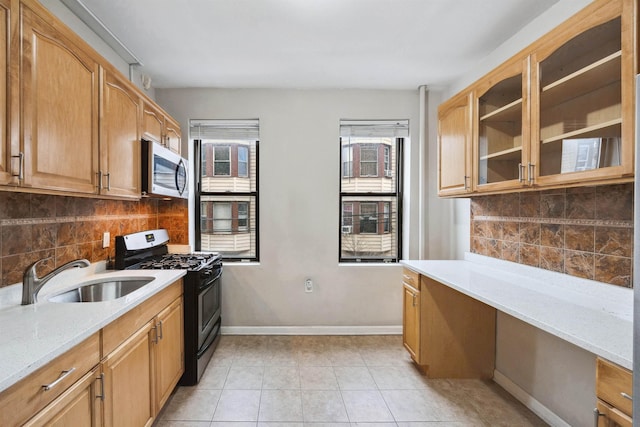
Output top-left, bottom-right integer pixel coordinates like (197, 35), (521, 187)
(0, 192), (188, 287)
(470, 183), (633, 287)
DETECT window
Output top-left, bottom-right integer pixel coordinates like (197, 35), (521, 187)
(238, 146), (249, 177)
(214, 146), (230, 175)
(360, 145), (378, 176)
(192, 119), (259, 261)
(339, 120), (407, 262)
(342, 146), (353, 178)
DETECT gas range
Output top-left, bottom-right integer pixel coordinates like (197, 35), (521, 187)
(114, 229), (223, 386)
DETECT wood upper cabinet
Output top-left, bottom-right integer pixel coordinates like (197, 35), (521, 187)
(530, 0), (634, 187)
(438, 92), (472, 196)
(473, 57), (530, 193)
(155, 296), (184, 410)
(102, 320), (155, 427)
(164, 115), (182, 155)
(0, 0), (12, 186)
(20, 0), (99, 194)
(142, 101), (164, 146)
(100, 69), (141, 198)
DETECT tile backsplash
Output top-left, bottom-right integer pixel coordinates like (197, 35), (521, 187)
(0, 192), (188, 287)
(470, 183), (633, 287)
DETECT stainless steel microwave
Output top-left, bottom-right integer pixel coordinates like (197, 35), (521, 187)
(141, 140), (188, 199)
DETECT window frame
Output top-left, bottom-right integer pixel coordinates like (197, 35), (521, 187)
(238, 146), (249, 178)
(359, 144), (379, 177)
(195, 139), (260, 262)
(339, 136), (403, 263)
(213, 145), (231, 176)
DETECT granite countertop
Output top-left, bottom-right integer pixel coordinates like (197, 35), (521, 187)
(0, 262), (186, 393)
(402, 253), (633, 369)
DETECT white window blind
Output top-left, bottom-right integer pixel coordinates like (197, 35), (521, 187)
(340, 120), (409, 138)
(190, 119), (260, 140)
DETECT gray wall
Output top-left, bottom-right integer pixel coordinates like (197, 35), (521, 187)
(157, 88), (424, 330)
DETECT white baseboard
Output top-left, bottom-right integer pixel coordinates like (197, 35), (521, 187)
(493, 370), (570, 427)
(220, 325), (402, 335)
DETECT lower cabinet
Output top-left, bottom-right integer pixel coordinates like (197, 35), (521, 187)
(0, 280), (184, 427)
(401, 267), (496, 378)
(595, 358), (632, 427)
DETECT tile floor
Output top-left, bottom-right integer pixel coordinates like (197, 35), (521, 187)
(156, 335), (547, 427)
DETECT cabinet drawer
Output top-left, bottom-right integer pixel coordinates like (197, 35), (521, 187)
(597, 399), (632, 427)
(596, 358), (632, 417)
(0, 332), (100, 426)
(402, 268), (420, 290)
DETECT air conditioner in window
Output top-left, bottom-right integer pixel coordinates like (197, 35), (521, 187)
(384, 169), (393, 177)
(341, 225), (352, 234)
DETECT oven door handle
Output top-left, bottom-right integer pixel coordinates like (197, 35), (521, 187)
(200, 268), (222, 291)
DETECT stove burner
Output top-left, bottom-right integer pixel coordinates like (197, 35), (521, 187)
(135, 252), (220, 271)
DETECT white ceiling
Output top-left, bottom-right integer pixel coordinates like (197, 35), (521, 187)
(76, 0), (560, 90)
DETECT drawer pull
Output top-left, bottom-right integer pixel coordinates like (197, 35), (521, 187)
(42, 367), (76, 391)
(593, 408), (605, 427)
(402, 274), (413, 282)
(621, 392), (633, 401)
(157, 320), (164, 341)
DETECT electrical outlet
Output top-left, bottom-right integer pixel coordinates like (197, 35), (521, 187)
(305, 278), (313, 293)
(102, 232), (110, 248)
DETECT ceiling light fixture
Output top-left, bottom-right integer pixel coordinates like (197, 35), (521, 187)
(60, 0), (143, 66)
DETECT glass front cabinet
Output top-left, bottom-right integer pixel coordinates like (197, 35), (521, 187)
(530, 0), (634, 186)
(473, 57), (529, 192)
(438, 0), (635, 197)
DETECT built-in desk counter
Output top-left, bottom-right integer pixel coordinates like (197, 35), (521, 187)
(402, 253), (632, 370)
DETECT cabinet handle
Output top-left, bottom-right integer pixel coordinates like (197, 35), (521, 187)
(593, 408), (605, 426)
(621, 392), (633, 401)
(527, 162), (534, 184)
(96, 372), (105, 401)
(152, 324), (159, 343)
(157, 320), (163, 341)
(42, 367), (76, 391)
(402, 274), (413, 283)
(96, 171), (103, 190)
(412, 293), (417, 307)
(104, 172), (111, 191)
(518, 163), (524, 183)
(11, 152), (24, 181)
(464, 175), (469, 190)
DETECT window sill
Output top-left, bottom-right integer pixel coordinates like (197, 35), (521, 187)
(338, 262), (400, 267)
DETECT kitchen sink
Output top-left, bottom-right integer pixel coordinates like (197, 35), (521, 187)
(48, 277), (154, 303)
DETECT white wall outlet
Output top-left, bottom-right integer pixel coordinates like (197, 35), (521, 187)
(304, 278), (313, 293)
(102, 232), (110, 248)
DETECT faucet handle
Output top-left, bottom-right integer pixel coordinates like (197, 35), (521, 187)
(24, 257), (54, 281)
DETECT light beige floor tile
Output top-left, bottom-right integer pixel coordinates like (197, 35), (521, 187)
(209, 348), (236, 367)
(369, 366), (426, 389)
(263, 366), (300, 389)
(259, 389), (304, 422)
(341, 390), (395, 422)
(267, 349), (300, 366)
(396, 423), (485, 427)
(298, 349), (333, 366)
(211, 423), (256, 427)
(213, 389), (261, 422)
(154, 421), (212, 427)
(303, 424), (350, 427)
(334, 367), (377, 390)
(198, 365), (229, 389)
(161, 388), (221, 421)
(380, 389), (441, 422)
(301, 390), (349, 422)
(224, 366), (264, 389)
(327, 349), (366, 366)
(259, 423), (304, 427)
(351, 423), (398, 427)
(361, 349), (414, 367)
(300, 366), (339, 390)
(233, 350), (269, 366)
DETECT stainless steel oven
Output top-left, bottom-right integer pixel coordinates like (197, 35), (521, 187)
(141, 139), (188, 199)
(115, 229), (222, 385)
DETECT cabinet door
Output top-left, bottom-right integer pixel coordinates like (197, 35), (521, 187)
(402, 282), (420, 361)
(20, 2), (99, 194)
(438, 92), (472, 196)
(0, 0), (11, 186)
(164, 116), (181, 155)
(530, 0), (633, 186)
(23, 367), (102, 427)
(597, 400), (632, 427)
(100, 69), (141, 198)
(103, 320), (155, 427)
(474, 57), (529, 192)
(142, 102), (164, 145)
(154, 296), (184, 412)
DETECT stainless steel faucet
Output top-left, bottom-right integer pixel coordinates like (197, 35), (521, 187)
(21, 258), (91, 305)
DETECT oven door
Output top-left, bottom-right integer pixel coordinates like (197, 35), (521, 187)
(198, 266), (221, 349)
(142, 140), (188, 199)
